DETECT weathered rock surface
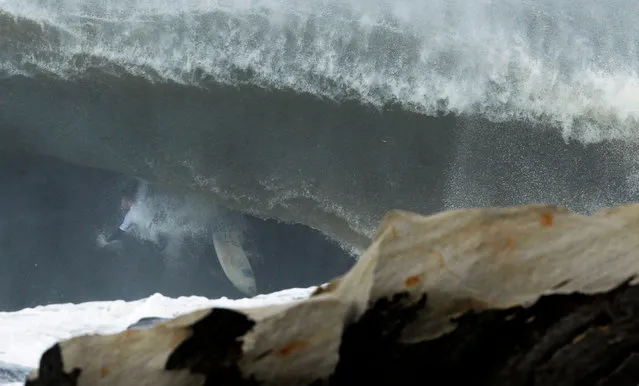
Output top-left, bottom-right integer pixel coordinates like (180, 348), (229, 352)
(24, 203), (639, 385)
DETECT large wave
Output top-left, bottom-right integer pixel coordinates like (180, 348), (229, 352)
(1, 0), (638, 250)
(3, 0), (639, 139)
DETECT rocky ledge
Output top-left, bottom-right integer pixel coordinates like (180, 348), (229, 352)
(25, 203), (639, 385)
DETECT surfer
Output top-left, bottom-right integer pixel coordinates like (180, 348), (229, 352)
(100, 179), (151, 245)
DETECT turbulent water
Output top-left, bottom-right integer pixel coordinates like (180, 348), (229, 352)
(2, 0), (639, 250)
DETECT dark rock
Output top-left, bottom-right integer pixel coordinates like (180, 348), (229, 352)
(330, 281), (639, 386)
(166, 308), (255, 384)
(24, 344), (81, 386)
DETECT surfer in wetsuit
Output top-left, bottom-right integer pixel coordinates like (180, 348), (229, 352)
(103, 179), (150, 244)
(100, 179), (170, 252)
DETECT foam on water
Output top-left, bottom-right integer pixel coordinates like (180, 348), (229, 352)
(0, 288), (313, 370)
(1, 0), (639, 142)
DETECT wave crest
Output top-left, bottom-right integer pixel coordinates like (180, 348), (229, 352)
(2, 0), (639, 141)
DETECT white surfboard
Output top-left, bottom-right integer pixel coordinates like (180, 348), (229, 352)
(212, 230), (257, 296)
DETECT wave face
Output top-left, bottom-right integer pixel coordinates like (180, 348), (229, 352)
(2, 0), (639, 250)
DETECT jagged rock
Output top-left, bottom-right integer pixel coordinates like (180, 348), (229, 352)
(0, 361), (33, 384)
(25, 203), (639, 385)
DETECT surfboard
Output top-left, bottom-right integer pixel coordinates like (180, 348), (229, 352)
(212, 230), (257, 296)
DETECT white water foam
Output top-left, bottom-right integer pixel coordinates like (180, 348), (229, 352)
(0, 287), (313, 373)
(1, 0), (639, 142)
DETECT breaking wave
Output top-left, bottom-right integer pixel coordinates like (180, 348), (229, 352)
(1, 0), (639, 250)
(3, 0), (639, 140)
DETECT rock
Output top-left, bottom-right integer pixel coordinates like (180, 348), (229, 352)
(0, 361), (33, 384)
(25, 203), (639, 385)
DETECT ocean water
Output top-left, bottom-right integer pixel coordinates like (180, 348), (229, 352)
(2, 0), (639, 130)
(2, 2), (639, 380)
(2, 0), (639, 251)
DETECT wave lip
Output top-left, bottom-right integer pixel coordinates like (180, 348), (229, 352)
(2, 0), (639, 141)
(2, 1), (639, 252)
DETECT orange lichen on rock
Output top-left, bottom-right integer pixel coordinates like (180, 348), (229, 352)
(100, 366), (110, 378)
(539, 213), (554, 227)
(572, 334), (586, 344)
(404, 275), (421, 288)
(276, 341), (309, 357)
